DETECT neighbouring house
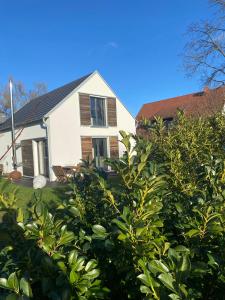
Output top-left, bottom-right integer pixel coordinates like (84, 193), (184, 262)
(137, 86), (225, 124)
(0, 71), (136, 181)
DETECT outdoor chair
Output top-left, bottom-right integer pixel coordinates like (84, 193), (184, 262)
(52, 166), (70, 183)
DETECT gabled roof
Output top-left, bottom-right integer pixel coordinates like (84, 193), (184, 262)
(0, 72), (93, 131)
(137, 86), (225, 121)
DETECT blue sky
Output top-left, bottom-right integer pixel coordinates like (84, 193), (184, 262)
(0, 0), (215, 116)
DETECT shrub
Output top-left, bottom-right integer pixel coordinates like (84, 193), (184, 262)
(0, 113), (224, 299)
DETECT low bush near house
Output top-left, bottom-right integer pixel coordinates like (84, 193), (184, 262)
(0, 113), (224, 299)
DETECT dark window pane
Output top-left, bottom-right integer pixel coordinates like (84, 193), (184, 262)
(90, 97), (106, 126)
(92, 138), (107, 169)
(90, 97), (97, 125)
(99, 139), (104, 156)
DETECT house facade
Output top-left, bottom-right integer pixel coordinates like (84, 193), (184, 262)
(0, 71), (136, 181)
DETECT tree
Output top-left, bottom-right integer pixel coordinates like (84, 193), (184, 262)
(183, 0), (225, 87)
(0, 78), (47, 117)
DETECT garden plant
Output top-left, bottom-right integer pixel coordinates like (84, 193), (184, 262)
(0, 112), (224, 299)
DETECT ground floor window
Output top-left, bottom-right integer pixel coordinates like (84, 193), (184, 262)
(81, 136), (119, 168)
(92, 138), (108, 169)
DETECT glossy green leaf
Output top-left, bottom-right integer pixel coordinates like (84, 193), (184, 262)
(8, 273), (19, 293)
(137, 274), (150, 287)
(57, 261), (67, 273)
(16, 207), (24, 223)
(186, 229), (199, 238)
(112, 219), (128, 232)
(85, 259), (98, 272)
(158, 273), (176, 292)
(92, 225), (107, 235)
(73, 257), (85, 272)
(68, 250), (78, 265)
(70, 270), (79, 284)
(179, 255), (191, 273)
(0, 278), (9, 289)
(117, 233), (127, 240)
(138, 162), (146, 173)
(149, 260), (169, 275)
(84, 268), (100, 279)
(20, 277), (33, 297)
(140, 285), (151, 294)
(169, 293), (181, 300)
(58, 231), (75, 246)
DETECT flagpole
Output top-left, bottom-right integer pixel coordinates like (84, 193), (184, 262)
(9, 80), (17, 170)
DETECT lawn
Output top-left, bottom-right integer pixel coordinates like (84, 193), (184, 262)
(0, 178), (70, 208)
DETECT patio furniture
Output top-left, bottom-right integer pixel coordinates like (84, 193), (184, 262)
(52, 166), (70, 183)
(8, 170), (22, 181)
(63, 166), (76, 175)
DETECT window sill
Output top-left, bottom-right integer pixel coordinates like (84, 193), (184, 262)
(90, 125), (109, 128)
(80, 125), (117, 128)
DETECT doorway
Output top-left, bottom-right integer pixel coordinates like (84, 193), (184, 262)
(21, 140), (34, 177)
(92, 138), (107, 169)
(36, 139), (49, 177)
(21, 139), (49, 178)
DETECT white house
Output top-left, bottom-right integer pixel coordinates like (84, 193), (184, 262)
(0, 71), (136, 181)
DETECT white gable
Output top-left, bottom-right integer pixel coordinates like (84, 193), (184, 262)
(77, 71), (115, 97)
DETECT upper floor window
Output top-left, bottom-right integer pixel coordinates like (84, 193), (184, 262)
(90, 96), (106, 126)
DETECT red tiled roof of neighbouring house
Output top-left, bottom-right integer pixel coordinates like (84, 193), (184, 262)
(136, 86), (225, 121)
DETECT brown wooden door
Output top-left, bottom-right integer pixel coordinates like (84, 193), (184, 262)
(21, 140), (34, 177)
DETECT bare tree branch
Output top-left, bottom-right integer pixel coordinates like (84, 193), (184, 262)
(0, 78), (47, 117)
(183, 0), (225, 87)
(210, 0), (225, 10)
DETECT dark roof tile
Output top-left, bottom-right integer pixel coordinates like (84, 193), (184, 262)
(0, 72), (92, 131)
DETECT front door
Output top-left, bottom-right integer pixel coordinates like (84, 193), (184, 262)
(21, 139), (49, 178)
(37, 139), (49, 177)
(21, 140), (34, 177)
(92, 138), (107, 169)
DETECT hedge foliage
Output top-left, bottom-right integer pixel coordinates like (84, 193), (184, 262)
(0, 112), (225, 299)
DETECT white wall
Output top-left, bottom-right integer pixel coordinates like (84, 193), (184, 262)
(47, 72), (136, 180)
(0, 72), (136, 181)
(0, 123), (46, 175)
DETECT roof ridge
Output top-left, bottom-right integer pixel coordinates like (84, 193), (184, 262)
(144, 91), (201, 106)
(143, 85), (225, 106)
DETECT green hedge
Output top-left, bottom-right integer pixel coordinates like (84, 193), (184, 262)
(0, 113), (224, 299)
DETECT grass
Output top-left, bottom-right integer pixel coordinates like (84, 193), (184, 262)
(0, 178), (70, 208)
(0, 172), (120, 209)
